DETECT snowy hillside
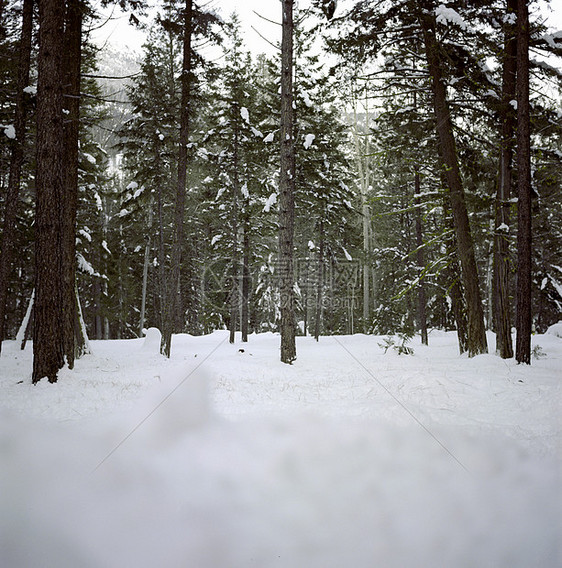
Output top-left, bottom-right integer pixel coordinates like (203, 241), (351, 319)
(1, 329), (561, 567)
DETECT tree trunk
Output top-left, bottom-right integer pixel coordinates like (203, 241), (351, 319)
(0, 0), (33, 355)
(515, 0), (532, 364)
(314, 223), (324, 342)
(279, 0), (296, 363)
(351, 87), (372, 333)
(75, 284), (91, 356)
(419, 10), (488, 357)
(16, 290), (34, 350)
(139, 206), (153, 336)
(157, 181), (166, 339)
(61, 0), (83, 369)
(493, 0), (517, 359)
(33, 0), (66, 383)
(162, 0), (192, 357)
(229, 107), (240, 345)
(414, 167), (428, 345)
(442, 196), (469, 354)
(241, 210), (250, 342)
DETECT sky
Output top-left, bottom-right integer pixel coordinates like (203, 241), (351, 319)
(89, 0), (283, 55)
(89, 1), (562, 60)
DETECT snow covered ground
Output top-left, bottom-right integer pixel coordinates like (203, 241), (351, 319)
(1, 328), (561, 567)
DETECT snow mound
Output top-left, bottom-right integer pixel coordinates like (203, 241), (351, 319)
(141, 327), (161, 353)
(546, 321), (562, 338)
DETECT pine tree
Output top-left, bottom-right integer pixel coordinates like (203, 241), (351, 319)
(0, 0), (33, 355)
(279, 0), (296, 363)
(515, 0), (531, 364)
(33, 0), (66, 383)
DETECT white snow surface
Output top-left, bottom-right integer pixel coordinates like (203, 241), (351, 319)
(1, 330), (561, 567)
(3, 124), (16, 139)
(435, 5), (469, 31)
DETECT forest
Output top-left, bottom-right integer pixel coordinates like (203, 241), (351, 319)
(1, 0), (561, 382)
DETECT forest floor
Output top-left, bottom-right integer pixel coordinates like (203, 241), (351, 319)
(1, 327), (561, 567)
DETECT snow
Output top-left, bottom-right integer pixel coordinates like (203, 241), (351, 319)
(264, 192), (277, 212)
(304, 133), (315, 149)
(78, 228), (92, 242)
(23, 85), (37, 95)
(264, 132), (275, 143)
(510, 99), (518, 110)
(0, 330), (560, 567)
(547, 321), (562, 338)
(301, 90), (313, 107)
(435, 5), (469, 31)
(77, 252), (95, 275)
(342, 247), (353, 261)
(240, 107), (250, 123)
(3, 124), (16, 139)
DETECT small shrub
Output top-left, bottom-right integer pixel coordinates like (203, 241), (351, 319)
(532, 345), (547, 360)
(378, 333), (414, 355)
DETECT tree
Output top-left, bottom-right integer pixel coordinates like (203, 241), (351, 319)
(279, 0), (296, 363)
(0, 0), (33, 355)
(515, 0), (531, 364)
(62, 0), (85, 368)
(493, 0), (517, 359)
(161, 0), (193, 358)
(33, 0), (66, 383)
(417, 4), (488, 356)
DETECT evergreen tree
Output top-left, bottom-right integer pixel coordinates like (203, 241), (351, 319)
(279, 0), (296, 363)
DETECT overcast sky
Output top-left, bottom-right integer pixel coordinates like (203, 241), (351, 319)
(89, 0), (562, 58)
(89, 0), (283, 56)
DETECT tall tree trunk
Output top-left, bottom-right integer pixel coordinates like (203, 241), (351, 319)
(157, 181), (166, 337)
(241, 209), (250, 342)
(442, 194), (469, 354)
(279, 0), (296, 363)
(494, 0), (517, 359)
(0, 0), (33, 355)
(229, 108), (240, 345)
(515, 0), (532, 364)
(419, 9), (488, 357)
(61, 0), (82, 368)
(351, 87), (372, 333)
(414, 166), (428, 345)
(33, 0), (66, 383)
(314, 223), (324, 342)
(139, 206), (153, 336)
(162, 0), (192, 357)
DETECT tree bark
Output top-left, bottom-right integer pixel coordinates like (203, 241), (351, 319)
(229, 106), (240, 345)
(279, 0), (296, 363)
(414, 167), (428, 345)
(33, 0), (66, 383)
(515, 0), (532, 364)
(139, 205), (153, 336)
(419, 10), (488, 357)
(0, 0), (33, 355)
(241, 210), (250, 342)
(314, 222), (324, 342)
(61, 0), (83, 368)
(493, 0), (517, 359)
(162, 0), (192, 357)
